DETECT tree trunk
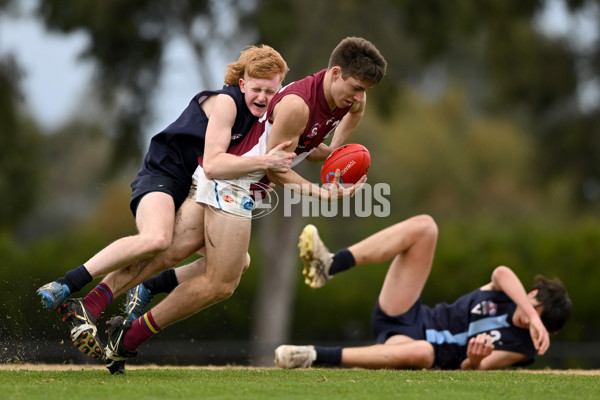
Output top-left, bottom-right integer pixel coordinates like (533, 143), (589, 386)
(249, 168), (307, 365)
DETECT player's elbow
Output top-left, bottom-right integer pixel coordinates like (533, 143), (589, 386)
(492, 265), (513, 282)
(203, 161), (217, 180)
(203, 152), (228, 179)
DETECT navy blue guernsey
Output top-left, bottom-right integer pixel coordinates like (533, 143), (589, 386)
(137, 85), (256, 187)
(372, 289), (537, 369)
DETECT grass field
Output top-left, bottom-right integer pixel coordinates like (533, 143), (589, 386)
(0, 366), (598, 400)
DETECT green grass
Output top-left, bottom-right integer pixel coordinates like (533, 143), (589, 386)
(0, 368), (598, 400)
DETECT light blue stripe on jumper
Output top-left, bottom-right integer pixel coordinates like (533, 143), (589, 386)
(426, 314), (511, 345)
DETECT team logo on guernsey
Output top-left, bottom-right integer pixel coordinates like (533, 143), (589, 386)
(298, 119), (341, 150)
(471, 300), (498, 316)
(307, 122), (320, 138)
(223, 195), (234, 203)
(297, 123), (321, 149)
(486, 301), (498, 315)
(231, 133), (243, 140)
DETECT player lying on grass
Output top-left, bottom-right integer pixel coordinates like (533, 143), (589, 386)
(275, 215), (571, 370)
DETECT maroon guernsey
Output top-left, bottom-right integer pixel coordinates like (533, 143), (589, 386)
(200, 69), (352, 198)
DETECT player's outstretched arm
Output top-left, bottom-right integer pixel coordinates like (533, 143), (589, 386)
(267, 161), (366, 201)
(265, 95), (365, 201)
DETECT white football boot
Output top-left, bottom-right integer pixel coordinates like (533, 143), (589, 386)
(274, 345), (317, 368)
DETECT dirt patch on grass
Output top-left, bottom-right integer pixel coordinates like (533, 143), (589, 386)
(1, 363), (598, 375)
(515, 369), (600, 375)
(0, 363), (263, 371)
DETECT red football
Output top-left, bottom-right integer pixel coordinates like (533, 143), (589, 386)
(320, 143), (370, 184)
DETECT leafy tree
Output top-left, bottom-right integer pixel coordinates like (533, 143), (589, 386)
(36, 0), (255, 175)
(252, 0), (598, 210)
(0, 54), (44, 231)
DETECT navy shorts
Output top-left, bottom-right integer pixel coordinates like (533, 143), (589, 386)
(371, 299), (465, 369)
(371, 298), (426, 344)
(129, 174), (190, 217)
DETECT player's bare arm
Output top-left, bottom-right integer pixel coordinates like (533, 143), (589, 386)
(268, 94), (309, 150)
(202, 94), (295, 179)
(462, 343), (528, 370)
(490, 266), (550, 355)
(460, 333), (494, 370)
(265, 95), (316, 188)
(305, 143), (333, 162)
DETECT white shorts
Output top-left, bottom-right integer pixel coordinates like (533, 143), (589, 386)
(191, 166), (264, 219)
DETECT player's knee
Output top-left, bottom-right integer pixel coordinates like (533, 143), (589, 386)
(242, 253), (251, 274)
(414, 214), (438, 242)
(403, 341), (435, 369)
(153, 235), (204, 270)
(207, 271), (242, 301)
(211, 280), (239, 301)
(180, 233), (204, 254)
(139, 232), (172, 256)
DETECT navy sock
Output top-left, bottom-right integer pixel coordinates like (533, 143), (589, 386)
(328, 248), (356, 276)
(142, 268), (178, 295)
(56, 265), (93, 293)
(314, 346), (343, 365)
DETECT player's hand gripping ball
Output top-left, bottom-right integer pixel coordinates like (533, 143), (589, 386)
(320, 143), (370, 185)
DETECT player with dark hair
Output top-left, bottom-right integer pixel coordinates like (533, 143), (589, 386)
(275, 216), (572, 370)
(35, 44), (294, 358)
(97, 36), (388, 374)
